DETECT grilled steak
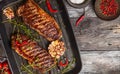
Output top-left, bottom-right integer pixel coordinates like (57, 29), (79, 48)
(17, 0), (62, 41)
(11, 34), (56, 73)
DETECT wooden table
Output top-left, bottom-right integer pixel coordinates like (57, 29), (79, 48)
(64, 0), (120, 74)
(0, 0), (120, 74)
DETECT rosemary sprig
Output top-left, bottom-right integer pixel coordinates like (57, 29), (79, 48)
(20, 57), (57, 74)
(61, 58), (76, 74)
(2, 19), (41, 42)
(21, 64), (33, 74)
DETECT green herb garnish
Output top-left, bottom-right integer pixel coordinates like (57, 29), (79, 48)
(61, 58), (76, 74)
(21, 64), (33, 74)
(2, 19), (41, 42)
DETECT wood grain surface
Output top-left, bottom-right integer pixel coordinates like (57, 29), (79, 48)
(0, 0), (120, 74)
(64, 0), (120, 74)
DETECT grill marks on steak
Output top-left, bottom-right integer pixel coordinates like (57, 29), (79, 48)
(11, 34), (56, 73)
(17, 0), (62, 41)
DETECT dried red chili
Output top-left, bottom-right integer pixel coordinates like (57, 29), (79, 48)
(75, 14), (85, 27)
(15, 41), (21, 46)
(59, 58), (69, 67)
(16, 40), (28, 47)
(21, 41), (28, 46)
(3, 61), (9, 71)
(0, 63), (3, 69)
(100, 0), (118, 16)
(46, 0), (58, 13)
(0, 61), (12, 74)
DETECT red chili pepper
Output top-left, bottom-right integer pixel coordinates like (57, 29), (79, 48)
(3, 62), (8, 68)
(15, 41), (21, 46)
(100, 0), (118, 16)
(0, 62), (3, 69)
(21, 41), (28, 46)
(75, 14), (85, 27)
(110, 0), (114, 5)
(59, 58), (68, 67)
(0, 61), (11, 74)
(46, 0), (58, 13)
(16, 40), (28, 47)
(3, 61), (9, 71)
(4, 69), (11, 74)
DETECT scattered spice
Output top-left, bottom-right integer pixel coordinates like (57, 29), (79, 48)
(100, 0), (118, 16)
(46, 0), (58, 13)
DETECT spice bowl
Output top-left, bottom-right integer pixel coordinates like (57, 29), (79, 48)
(94, 0), (120, 20)
(67, 0), (91, 8)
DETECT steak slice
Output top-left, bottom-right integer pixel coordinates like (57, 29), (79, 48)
(11, 34), (56, 73)
(17, 0), (62, 41)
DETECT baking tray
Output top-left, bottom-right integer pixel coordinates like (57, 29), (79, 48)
(0, 18), (20, 74)
(0, 0), (82, 74)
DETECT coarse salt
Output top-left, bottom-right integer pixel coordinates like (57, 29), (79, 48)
(70, 0), (85, 4)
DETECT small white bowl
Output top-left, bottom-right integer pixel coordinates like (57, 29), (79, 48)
(67, 0), (91, 8)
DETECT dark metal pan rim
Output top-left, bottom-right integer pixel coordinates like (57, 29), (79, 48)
(0, 0), (82, 74)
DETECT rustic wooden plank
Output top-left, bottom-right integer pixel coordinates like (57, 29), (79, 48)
(79, 51), (120, 74)
(65, 0), (120, 51)
(63, 0), (120, 74)
(64, 0), (97, 18)
(70, 17), (120, 51)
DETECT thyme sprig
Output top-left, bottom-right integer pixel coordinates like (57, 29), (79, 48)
(3, 19), (41, 42)
(20, 57), (57, 74)
(21, 64), (33, 74)
(61, 58), (76, 74)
